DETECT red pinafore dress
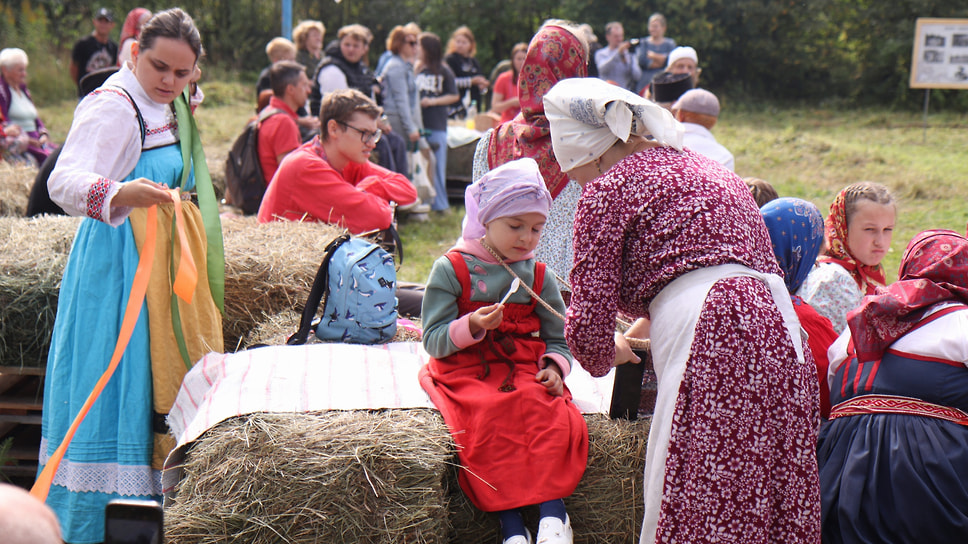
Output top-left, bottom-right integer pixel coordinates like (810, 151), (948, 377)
(420, 252), (588, 511)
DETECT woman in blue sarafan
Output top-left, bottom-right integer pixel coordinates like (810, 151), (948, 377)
(41, 8), (223, 543)
(819, 229), (968, 543)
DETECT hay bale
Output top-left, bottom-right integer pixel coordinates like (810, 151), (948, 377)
(0, 215), (345, 365)
(165, 410), (648, 544)
(220, 217), (346, 351)
(0, 215), (80, 368)
(166, 410), (453, 544)
(245, 311), (423, 347)
(0, 162), (36, 217)
(447, 414), (649, 543)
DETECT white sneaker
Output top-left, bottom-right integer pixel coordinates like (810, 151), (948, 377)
(536, 515), (572, 544)
(398, 201), (431, 214)
(503, 527), (532, 544)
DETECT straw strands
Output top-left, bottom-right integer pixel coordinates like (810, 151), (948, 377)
(0, 215), (80, 368)
(0, 161), (34, 217)
(165, 411), (649, 543)
(165, 410), (453, 543)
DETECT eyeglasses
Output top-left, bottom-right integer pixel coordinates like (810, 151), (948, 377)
(337, 121), (382, 145)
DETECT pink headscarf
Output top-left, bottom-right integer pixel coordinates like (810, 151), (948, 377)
(462, 158), (552, 240)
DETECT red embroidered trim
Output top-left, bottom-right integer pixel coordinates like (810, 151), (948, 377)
(87, 178), (113, 221)
(146, 123), (175, 137)
(829, 394), (968, 426)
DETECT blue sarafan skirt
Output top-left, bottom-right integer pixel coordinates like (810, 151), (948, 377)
(818, 413), (968, 543)
(40, 145), (189, 544)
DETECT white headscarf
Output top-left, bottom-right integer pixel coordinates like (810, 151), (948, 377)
(543, 77), (683, 172)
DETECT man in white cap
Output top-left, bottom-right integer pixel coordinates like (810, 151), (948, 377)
(666, 45), (701, 87)
(672, 88), (734, 171)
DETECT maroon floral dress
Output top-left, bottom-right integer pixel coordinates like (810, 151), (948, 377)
(566, 147), (821, 543)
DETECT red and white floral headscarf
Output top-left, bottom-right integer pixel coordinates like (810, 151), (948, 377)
(487, 25), (587, 199)
(818, 187), (887, 295)
(847, 229), (968, 362)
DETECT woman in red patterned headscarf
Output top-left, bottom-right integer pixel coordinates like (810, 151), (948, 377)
(819, 229), (968, 544)
(117, 8), (152, 66)
(470, 21), (588, 289)
(798, 181), (896, 334)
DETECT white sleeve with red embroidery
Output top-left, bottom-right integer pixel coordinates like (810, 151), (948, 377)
(48, 88), (141, 226)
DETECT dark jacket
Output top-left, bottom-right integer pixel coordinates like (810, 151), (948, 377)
(309, 41), (379, 115)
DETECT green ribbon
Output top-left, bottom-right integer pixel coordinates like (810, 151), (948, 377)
(169, 218), (193, 370)
(173, 87), (225, 313)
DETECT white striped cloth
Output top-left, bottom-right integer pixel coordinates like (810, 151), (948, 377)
(162, 342), (614, 496)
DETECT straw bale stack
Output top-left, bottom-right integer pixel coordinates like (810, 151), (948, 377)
(0, 161), (35, 217)
(166, 410), (453, 543)
(0, 214), (347, 364)
(0, 215), (80, 368)
(165, 410), (648, 544)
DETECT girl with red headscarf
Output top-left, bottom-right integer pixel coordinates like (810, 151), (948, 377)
(819, 229), (968, 544)
(798, 181), (896, 333)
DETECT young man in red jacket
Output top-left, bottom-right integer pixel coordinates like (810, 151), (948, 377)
(258, 88), (417, 234)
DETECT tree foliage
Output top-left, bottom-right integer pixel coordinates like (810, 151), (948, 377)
(3, 0), (967, 108)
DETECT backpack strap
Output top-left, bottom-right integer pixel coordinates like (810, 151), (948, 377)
(252, 107), (286, 163)
(104, 85), (146, 146)
(287, 233), (352, 345)
(257, 107), (286, 124)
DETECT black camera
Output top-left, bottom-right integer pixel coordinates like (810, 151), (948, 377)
(629, 38), (641, 47)
(104, 499), (164, 544)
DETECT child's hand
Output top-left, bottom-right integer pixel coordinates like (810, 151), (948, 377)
(468, 303), (503, 335)
(536, 366), (564, 397)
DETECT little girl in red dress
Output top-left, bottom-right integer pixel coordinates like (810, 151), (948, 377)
(419, 158), (587, 544)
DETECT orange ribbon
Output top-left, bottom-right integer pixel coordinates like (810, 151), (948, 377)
(32, 190), (195, 501)
(170, 188), (197, 304)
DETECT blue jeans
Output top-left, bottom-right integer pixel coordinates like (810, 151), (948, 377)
(426, 129), (449, 211)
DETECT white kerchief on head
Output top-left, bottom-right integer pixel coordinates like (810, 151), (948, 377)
(543, 77), (684, 172)
(462, 158), (552, 241)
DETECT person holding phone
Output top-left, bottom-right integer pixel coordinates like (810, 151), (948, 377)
(594, 22), (641, 92)
(41, 9), (220, 544)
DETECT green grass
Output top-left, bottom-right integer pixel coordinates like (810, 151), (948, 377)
(718, 104), (968, 279)
(34, 81), (968, 285)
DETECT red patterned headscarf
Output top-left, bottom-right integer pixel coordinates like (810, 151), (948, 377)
(847, 229), (968, 362)
(487, 25), (587, 199)
(817, 187), (887, 295)
(120, 8), (152, 46)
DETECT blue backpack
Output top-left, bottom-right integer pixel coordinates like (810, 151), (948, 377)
(288, 234), (398, 345)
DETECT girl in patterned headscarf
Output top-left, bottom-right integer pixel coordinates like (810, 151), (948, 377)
(819, 229), (968, 544)
(544, 77), (821, 544)
(421, 158), (587, 544)
(762, 197), (839, 418)
(470, 20), (589, 290)
(798, 181), (896, 334)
